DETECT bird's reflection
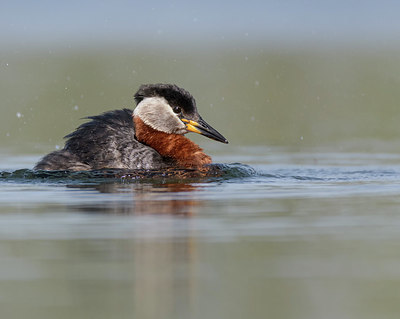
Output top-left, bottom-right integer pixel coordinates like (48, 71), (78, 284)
(131, 183), (200, 216)
(64, 179), (206, 317)
(67, 181), (202, 216)
(66, 181), (201, 316)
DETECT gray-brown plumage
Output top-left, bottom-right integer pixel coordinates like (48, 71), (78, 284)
(34, 84), (228, 171)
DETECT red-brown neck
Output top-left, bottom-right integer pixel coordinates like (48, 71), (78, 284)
(133, 116), (212, 168)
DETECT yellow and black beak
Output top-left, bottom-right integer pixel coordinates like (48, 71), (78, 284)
(182, 118), (228, 144)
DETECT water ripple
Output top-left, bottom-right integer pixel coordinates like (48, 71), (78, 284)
(0, 163), (257, 184)
(1, 163), (400, 186)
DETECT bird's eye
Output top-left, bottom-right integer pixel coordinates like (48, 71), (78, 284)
(173, 106), (181, 114)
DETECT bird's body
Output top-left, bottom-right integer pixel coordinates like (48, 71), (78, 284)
(34, 84), (228, 171)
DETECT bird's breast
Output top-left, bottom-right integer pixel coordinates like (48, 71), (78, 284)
(133, 116), (211, 168)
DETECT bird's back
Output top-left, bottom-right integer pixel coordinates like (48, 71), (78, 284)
(35, 109), (169, 170)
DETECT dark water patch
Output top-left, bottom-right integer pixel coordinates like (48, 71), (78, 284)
(0, 163), (257, 184)
(1, 165), (399, 186)
(1, 168), (121, 184)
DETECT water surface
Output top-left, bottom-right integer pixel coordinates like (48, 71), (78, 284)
(1, 147), (400, 319)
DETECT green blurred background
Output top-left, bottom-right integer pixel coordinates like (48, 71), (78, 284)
(1, 1), (400, 155)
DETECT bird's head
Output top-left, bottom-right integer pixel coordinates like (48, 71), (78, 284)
(133, 84), (228, 144)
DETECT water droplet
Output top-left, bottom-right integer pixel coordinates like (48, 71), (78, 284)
(255, 80), (260, 87)
(55, 145), (60, 150)
(74, 105), (79, 110)
(244, 56), (248, 61)
(6, 132), (10, 137)
(300, 136), (304, 141)
(16, 112), (22, 118)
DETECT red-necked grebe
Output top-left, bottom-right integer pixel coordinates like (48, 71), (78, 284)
(34, 83), (228, 171)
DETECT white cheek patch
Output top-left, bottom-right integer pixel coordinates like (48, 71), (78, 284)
(133, 97), (186, 134)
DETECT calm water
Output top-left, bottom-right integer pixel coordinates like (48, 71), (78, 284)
(1, 147), (400, 319)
